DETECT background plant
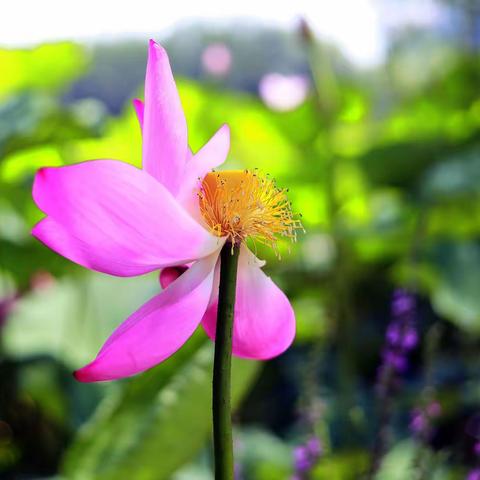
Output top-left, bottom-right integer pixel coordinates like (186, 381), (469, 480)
(1, 2), (480, 478)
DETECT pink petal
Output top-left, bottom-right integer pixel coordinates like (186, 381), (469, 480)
(74, 252), (220, 381)
(177, 124), (230, 212)
(132, 98), (144, 129)
(159, 265), (188, 289)
(134, 97), (194, 165)
(202, 246), (295, 359)
(32, 160), (222, 276)
(142, 40), (188, 195)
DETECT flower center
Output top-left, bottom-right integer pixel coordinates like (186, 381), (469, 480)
(198, 169), (303, 253)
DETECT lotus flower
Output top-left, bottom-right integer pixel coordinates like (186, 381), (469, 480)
(32, 40), (300, 382)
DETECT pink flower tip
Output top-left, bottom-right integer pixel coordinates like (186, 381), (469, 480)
(73, 368), (89, 383)
(34, 167), (49, 187)
(31, 220), (42, 239)
(74, 363), (105, 383)
(148, 39), (166, 57)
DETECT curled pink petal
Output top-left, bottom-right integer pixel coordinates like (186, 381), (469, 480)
(202, 246), (295, 359)
(142, 40), (188, 194)
(186, 124), (230, 182)
(32, 160), (222, 276)
(177, 124), (230, 213)
(132, 98), (144, 129)
(74, 251), (220, 382)
(159, 265), (188, 289)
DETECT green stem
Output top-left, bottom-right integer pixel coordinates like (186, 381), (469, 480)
(212, 242), (240, 480)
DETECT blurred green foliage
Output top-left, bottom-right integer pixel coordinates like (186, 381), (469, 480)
(0, 43), (87, 99)
(1, 17), (480, 479)
(63, 339), (258, 480)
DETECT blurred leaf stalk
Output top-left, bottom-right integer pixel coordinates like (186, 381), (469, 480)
(293, 18), (358, 474)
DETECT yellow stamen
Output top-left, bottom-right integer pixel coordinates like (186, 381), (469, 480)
(198, 169), (303, 255)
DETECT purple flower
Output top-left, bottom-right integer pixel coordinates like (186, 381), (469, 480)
(474, 441), (480, 457)
(234, 462), (243, 480)
(410, 409), (428, 435)
(378, 289), (418, 379)
(392, 290), (415, 316)
(292, 436), (322, 478)
(294, 446), (311, 472)
(409, 401), (442, 440)
(306, 436), (322, 457)
(403, 328), (418, 349)
(386, 323), (402, 345)
(371, 289), (419, 473)
(467, 468), (480, 480)
(383, 349), (408, 372)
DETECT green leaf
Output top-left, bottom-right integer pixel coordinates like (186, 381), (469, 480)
(429, 242), (480, 334)
(3, 272), (158, 363)
(376, 440), (453, 480)
(311, 450), (368, 480)
(236, 428), (293, 480)
(0, 43), (88, 99)
(422, 146), (480, 200)
(61, 340), (260, 480)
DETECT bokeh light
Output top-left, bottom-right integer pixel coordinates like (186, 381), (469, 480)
(201, 43), (232, 77)
(259, 73), (310, 112)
